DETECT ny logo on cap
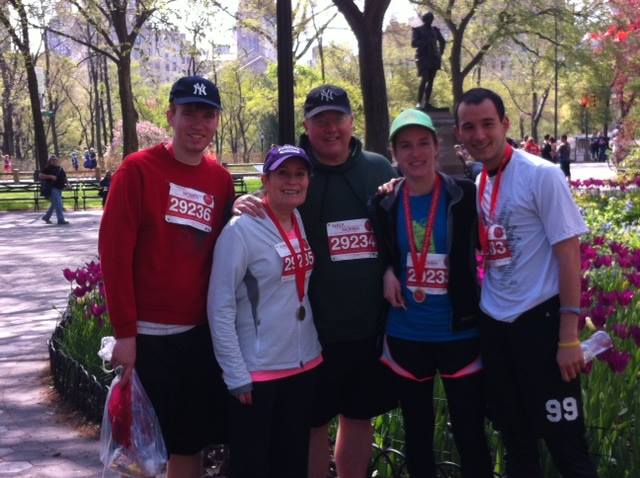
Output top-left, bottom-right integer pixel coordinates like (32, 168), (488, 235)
(193, 83), (207, 96)
(320, 88), (334, 102)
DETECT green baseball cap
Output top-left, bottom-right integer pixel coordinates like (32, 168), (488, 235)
(389, 109), (437, 143)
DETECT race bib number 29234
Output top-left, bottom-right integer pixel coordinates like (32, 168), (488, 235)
(326, 218), (378, 261)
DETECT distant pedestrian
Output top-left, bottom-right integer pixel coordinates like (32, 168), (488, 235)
(39, 155), (69, 225)
(541, 136), (557, 163)
(590, 136), (599, 161)
(597, 134), (608, 163)
(3, 154), (11, 173)
(558, 134), (571, 180)
(99, 170), (112, 207)
(83, 149), (91, 169)
(524, 137), (541, 156)
(71, 151), (79, 171)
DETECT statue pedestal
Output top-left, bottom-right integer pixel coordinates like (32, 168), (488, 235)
(421, 108), (464, 176)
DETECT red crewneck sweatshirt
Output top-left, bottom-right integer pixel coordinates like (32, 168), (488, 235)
(98, 144), (234, 338)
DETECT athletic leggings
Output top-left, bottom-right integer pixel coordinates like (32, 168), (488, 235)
(386, 336), (493, 478)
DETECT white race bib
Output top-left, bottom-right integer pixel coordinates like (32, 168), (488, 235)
(165, 182), (214, 232)
(326, 218), (378, 261)
(406, 253), (448, 295)
(274, 238), (314, 282)
(485, 224), (512, 267)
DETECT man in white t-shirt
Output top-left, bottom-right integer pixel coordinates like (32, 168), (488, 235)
(454, 88), (598, 478)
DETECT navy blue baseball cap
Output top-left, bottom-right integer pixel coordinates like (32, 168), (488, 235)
(263, 145), (312, 173)
(169, 76), (222, 109)
(304, 85), (351, 119)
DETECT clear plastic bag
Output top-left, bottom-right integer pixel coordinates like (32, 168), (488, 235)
(99, 369), (168, 477)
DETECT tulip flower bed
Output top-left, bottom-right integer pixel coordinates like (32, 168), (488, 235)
(571, 185), (640, 477)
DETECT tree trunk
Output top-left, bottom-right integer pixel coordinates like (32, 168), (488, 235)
(102, 56), (114, 145)
(333, 0), (391, 157)
(25, 59), (47, 170)
(90, 55), (102, 158)
(450, 30), (465, 105)
(117, 57), (139, 157)
(0, 59), (15, 155)
(357, 30), (388, 156)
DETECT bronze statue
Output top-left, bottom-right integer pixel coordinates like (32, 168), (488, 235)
(412, 12), (446, 109)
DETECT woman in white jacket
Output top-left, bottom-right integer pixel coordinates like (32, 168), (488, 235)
(207, 144), (321, 478)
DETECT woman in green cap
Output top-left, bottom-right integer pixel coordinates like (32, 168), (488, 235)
(374, 109), (492, 477)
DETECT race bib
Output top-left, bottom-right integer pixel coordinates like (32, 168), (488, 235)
(326, 219), (378, 261)
(406, 253), (448, 295)
(274, 238), (314, 282)
(485, 224), (512, 267)
(165, 182), (214, 232)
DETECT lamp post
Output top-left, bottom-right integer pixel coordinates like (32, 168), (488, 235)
(276, 0), (294, 145)
(554, 5), (559, 139)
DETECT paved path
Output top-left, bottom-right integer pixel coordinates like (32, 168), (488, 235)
(571, 161), (617, 181)
(0, 211), (105, 477)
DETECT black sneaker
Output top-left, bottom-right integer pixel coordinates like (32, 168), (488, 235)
(57, 221), (70, 225)
(42, 217), (51, 224)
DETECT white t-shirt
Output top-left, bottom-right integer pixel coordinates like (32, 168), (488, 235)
(477, 149), (588, 322)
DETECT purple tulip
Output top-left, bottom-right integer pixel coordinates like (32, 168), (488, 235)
(75, 268), (88, 285)
(91, 304), (106, 317)
(630, 326), (640, 347)
(73, 286), (87, 298)
(593, 255), (613, 268)
(590, 305), (613, 328)
(605, 349), (632, 374)
(599, 291), (618, 307)
(592, 236), (606, 246)
(627, 272), (640, 288)
(580, 291), (592, 309)
(612, 324), (630, 339)
(617, 290), (635, 306)
(62, 268), (76, 282)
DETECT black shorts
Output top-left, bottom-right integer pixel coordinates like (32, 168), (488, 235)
(480, 296), (586, 437)
(135, 324), (229, 455)
(386, 336), (482, 381)
(310, 337), (398, 427)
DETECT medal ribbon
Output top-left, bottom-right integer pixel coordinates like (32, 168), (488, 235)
(403, 175), (441, 290)
(263, 198), (306, 305)
(478, 145), (513, 255)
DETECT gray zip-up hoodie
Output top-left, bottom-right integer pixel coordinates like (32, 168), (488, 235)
(207, 211), (322, 395)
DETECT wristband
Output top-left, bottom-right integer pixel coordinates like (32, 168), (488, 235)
(558, 340), (581, 349)
(559, 306), (581, 316)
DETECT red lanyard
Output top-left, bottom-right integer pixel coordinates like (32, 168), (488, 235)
(263, 198), (306, 305)
(478, 145), (513, 254)
(403, 175), (441, 287)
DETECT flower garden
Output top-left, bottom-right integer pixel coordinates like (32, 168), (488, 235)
(51, 171), (640, 478)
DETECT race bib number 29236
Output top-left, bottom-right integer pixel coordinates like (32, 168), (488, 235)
(165, 182), (214, 232)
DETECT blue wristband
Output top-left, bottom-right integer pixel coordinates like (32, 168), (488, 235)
(559, 306), (581, 316)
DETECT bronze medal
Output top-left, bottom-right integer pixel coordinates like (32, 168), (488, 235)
(297, 305), (306, 321)
(413, 289), (426, 303)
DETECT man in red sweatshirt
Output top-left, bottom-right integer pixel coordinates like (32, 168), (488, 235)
(99, 76), (234, 478)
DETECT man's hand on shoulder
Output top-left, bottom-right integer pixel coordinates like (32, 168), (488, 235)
(232, 194), (266, 218)
(377, 177), (402, 197)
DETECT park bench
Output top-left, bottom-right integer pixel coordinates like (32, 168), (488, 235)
(233, 175), (249, 196)
(0, 182), (42, 211)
